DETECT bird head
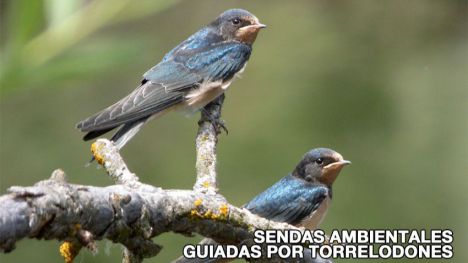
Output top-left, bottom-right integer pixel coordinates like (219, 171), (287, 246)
(211, 9), (266, 45)
(292, 148), (351, 186)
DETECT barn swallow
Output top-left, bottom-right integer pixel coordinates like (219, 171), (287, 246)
(76, 9), (265, 149)
(244, 148), (350, 229)
(176, 148), (350, 263)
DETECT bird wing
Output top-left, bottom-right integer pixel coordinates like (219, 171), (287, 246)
(244, 175), (329, 225)
(77, 42), (251, 132)
(144, 42), (251, 90)
(183, 42), (251, 81)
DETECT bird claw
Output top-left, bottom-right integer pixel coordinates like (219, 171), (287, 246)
(199, 109), (228, 135)
(213, 119), (228, 135)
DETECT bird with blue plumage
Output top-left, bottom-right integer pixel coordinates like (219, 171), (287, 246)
(76, 9), (265, 150)
(176, 148), (350, 262)
(244, 148), (350, 229)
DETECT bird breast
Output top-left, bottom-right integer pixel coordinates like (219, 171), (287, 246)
(183, 63), (246, 111)
(183, 79), (231, 111)
(297, 196), (331, 230)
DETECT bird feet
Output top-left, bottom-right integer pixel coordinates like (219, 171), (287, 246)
(199, 109), (228, 135)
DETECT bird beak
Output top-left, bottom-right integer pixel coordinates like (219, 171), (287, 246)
(334, 160), (351, 166)
(253, 23), (267, 29)
(324, 160), (351, 170)
(235, 22), (266, 44)
(241, 22), (267, 31)
(320, 160), (351, 185)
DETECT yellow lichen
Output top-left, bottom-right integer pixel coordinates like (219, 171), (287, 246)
(194, 198), (202, 207)
(219, 203), (229, 217)
(59, 241), (80, 263)
(204, 210), (212, 218)
(190, 203), (229, 221)
(211, 213), (221, 220)
(90, 142), (104, 165)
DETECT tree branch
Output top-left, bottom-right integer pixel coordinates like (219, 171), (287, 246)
(194, 94), (225, 195)
(0, 170), (299, 254)
(0, 96), (327, 263)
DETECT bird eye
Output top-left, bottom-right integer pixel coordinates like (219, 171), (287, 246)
(315, 158), (323, 165)
(232, 18), (241, 25)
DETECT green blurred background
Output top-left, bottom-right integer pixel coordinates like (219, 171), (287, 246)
(1, 0), (467, 262)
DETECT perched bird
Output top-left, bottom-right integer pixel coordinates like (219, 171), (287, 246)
(76, 9), (265, 149)
(176, 148), (350, 263)
(244, 147), (350, 229)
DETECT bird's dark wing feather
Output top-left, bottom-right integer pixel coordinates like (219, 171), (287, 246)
(76, 80), (187, 132)
(77, 42), (251, 132)
(144, 42), (251, 90)
(185, 42), (251, 81)
(244, 175), (328, 225)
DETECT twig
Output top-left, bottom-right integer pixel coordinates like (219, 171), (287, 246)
(91, 139), (140, 186)
(193, 95), (226, 195)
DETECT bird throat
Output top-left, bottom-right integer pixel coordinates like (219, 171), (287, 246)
(235, 26), (261, 45)
(319, 167), (343, 186)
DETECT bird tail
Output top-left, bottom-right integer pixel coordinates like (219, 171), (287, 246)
(85, 117), (149, 165)
(110, 118), (148, 150)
